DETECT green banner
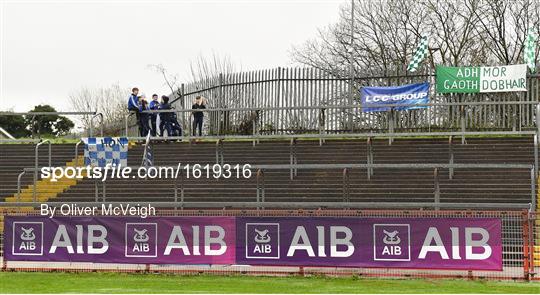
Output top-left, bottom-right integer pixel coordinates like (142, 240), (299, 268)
(436, 64), (527, 93)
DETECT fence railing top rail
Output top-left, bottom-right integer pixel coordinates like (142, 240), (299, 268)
(127, 130), (537, 142)
(147, 101), (540, 114)
(19, 162), (533, 172)
(0, 111), (97, 116)
(0, 201), (531, 210)
(0, 138), (41, 143)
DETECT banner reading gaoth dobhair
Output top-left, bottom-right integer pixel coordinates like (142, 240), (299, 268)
(436, 64), (527, 93)
(4, 216), (502, 270)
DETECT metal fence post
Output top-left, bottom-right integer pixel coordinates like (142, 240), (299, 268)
(75, 140), (83, 166)
(319, 108), (326, 146)
(367, 137), (373, 179)
(125, 113), (134, 137)
(217, 73), (223, 136)
(290, 138), (297, 180)
(388, 109), (394, 145)
(460, 105), (466, 144)
(534, 135), (538, 178)
(215, 139), (224, 166)
(102, 181), (107, 202)
(17, 171), (26, 202)
(90, 113), (104, 137)
(256, 169), (265, 209)
(530, 167), (536, 210)
(449, 136), (454, 180)
(94, 179), (98, 202)
(522, 211), (531, 281)
(174, 177), (178, 210)
(434, 168), (440, 210)
(34, 139), (51, 202)
(342, 168), (350, 204)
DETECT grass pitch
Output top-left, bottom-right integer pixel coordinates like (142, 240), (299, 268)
(0, 272), (538, 294)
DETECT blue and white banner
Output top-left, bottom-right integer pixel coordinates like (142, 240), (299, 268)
(360, 82), (430, 112)
(82, 137), (128, 167)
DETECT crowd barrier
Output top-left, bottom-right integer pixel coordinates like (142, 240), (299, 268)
(0, 208), (537, 281)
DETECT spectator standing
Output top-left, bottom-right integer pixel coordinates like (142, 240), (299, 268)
(192, 96), (206, 137)
(127, 88), (142, 135)
(149, 94), (160, 136)
(159, 95), (173, 136)
(138, 95), (151, 136)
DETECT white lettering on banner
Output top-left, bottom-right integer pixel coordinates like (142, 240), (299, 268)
(287, 226), (354, 258)
(419, 227), (449, 259)
(330, 226), (354, 257)
(419, 227), (492, 260)
(465, 228), (492, 260)
(456, 67), (479, 78)
(364, 92), (427, 103)
(164, 226), (190, 255)
(287, 226), (315, 257)
(50, 225), (74, 254)
(317, 226), (326, 257)
(443, 80), (479, 90)
(87, 225), (109, 254)
(204, 226), (227, 256)
(163, 225), (227, 256)
(49, 225), (109, 254)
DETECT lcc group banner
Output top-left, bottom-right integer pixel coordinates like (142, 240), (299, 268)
(360, 82), (430, 112)
(436, 64), (527, 93)
(4, 216), (502, 270)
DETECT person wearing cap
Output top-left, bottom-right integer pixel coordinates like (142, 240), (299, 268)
(149, 94), (160, 136)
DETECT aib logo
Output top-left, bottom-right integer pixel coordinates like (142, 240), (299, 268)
(125, 223), (157, 257)
(373, 224), (410, 261)
(245, 223), (279, 259)
(12, 222), (43, 256)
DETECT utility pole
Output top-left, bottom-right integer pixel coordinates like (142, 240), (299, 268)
(348, 0), (355, 131)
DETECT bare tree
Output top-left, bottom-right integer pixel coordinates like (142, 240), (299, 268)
(188, 52), (239, 84)
(147, 63), (181, 97)
(467, 0), (540, 65)
(69, 84), (130, 135)
(292, 0), (538, 74)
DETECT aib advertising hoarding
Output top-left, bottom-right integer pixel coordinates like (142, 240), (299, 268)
(4, 216), (502, 270)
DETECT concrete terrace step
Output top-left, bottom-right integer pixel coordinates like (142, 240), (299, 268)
(2, 137), (537, 207)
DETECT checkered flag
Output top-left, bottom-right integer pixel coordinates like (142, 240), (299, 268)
(407, 36), (429, 72)
(82, 137), (128, 167)
(525, 29), (538, 73)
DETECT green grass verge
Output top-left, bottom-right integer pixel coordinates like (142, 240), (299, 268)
(0, 272), (538, 294)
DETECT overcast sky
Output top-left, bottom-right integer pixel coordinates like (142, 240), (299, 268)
(0, 0), (343, 112)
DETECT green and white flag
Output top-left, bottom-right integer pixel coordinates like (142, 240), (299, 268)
(407, 36), (428, 72)
(524, 29), (538, 73)
(436, 64), (527, 93)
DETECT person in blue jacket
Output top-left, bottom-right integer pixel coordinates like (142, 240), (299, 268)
(149, 94), (160, 136)
(127, 87), (140, 112)
(138, 96), (151, 137)
(159, 95), (173, 136)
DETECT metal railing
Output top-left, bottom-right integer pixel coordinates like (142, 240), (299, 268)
(0, 111), (101, 137)
(16, 161), (535, 209)
(124, 101), (540, 145)
(33, 139), (51, 202)
(0, 201), (531, 210)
